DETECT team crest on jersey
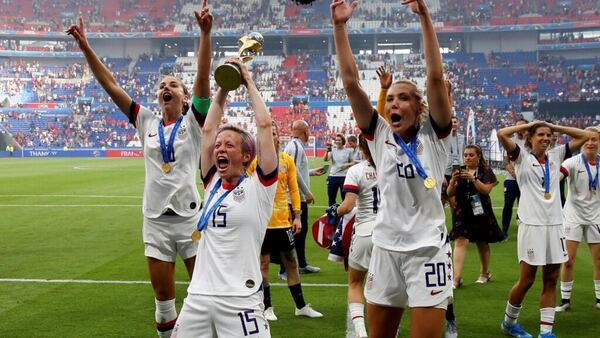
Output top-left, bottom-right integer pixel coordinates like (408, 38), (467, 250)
(280, 163), (288, 174)
(388, 138), (424, 156)
(178, 123), (187, 136)
(233, 186), (246, 202)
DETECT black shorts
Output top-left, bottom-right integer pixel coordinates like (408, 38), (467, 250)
(261, 227), (295, 255)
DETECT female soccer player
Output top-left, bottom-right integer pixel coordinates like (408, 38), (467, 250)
(447, 145), (504, 288)
(497, 121), (589, 338)
(555, 127), (600, 312)
(172, 58), (277, 337)
(332, 0), (453, 336)
(67, 2), (212, 337)
(324, 133), (354, 205)
(334, 134), (377, 338)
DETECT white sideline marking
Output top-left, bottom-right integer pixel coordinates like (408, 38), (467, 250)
(0, 278), (346, 287)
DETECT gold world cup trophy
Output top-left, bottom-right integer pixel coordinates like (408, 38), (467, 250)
(214, 32), (264, 91)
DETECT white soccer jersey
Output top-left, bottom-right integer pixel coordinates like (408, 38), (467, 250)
(365, 114), (451, 252)
(134, 102), (202, 218)
(562, 154), (600, 225)
(187, 167), (277, 297)
(511, 144), (568, 225)
(343, 160), (378, 236)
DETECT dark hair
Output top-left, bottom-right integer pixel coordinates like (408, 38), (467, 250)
(464, 144), (487, 166)
(358, 133), (375, 168)
(525, 122), (552, 150)
(216, 124), (256, 168)
(336, 133), (346, 146)
(347, 135), (357, 143)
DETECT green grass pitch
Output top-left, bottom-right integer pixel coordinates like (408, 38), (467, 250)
(0, 158), (598, 337)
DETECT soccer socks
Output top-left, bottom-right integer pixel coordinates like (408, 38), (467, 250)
(155, 298), (177, 338)
(289, 283), (306, 309)
(504, 302), (522, 325)
(594, 280), (600, 301)
(264, 285), (272, 309)
(349, 302), (367, 337)
(446, 302), (456, 321)
(559, 280), (573, 304)
(540, 307), (555, 334)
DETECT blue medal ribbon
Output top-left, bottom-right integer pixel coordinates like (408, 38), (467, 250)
(532, 153), (551, 195)
(582, 153), (599, 191)
(158, 116), (184, 164)
(196, 175), (247, 232)
(393, 133), (428, 182)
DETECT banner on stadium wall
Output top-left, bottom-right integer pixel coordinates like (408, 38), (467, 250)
(22, 149), (106, 157)
(106, 149), (144, 158)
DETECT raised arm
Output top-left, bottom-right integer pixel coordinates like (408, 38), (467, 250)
(201, 87), (228, 175)
(193, 0), (212, 99)
(405, 0), (451, 128)
(67, 17), (132, 118)
(497, 122), (531, 154)
(331, 0), (374, 130)
(549, 123), (590, 153)
(376, 65), (392, 120)
(233, 59), (277, 174)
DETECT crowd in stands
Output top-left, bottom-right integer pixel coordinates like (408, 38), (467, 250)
(1, 48), (599, 150)
(0, 0), (599, 33)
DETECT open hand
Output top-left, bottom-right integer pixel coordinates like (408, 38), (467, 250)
(376, 65), (393, 89)
(330, 0), (359, 26)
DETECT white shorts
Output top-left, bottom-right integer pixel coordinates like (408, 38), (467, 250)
(349, 234), (373, 271)
(364, 243), (453, 309)
(517, 221), (568, 266)
(564, 222), (600, 243)
(143, 212), (200, 262)
(172, 292), (270, 338)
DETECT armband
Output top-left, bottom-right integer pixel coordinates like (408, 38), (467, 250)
(192, 96), (211, 115)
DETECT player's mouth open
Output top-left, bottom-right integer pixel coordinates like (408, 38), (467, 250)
(216, 156), (229, 169)
(162, 92), (173, 102)
(390, 113), (402, 123)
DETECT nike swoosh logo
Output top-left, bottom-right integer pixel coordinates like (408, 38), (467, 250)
(577, 170), (585, 173)
(430, 290), (443, 296)
(148, 133), (157, 138)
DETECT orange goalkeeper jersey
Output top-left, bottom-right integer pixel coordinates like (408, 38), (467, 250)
(247, 151), (301, 229)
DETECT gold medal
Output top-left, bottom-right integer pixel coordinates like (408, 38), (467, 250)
(544, 192), (552, 200)
(191, 230), (202, 241)
(424, 177), (436, 189)
(162, 163), (172, 173)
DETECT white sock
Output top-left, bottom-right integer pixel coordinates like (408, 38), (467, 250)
(594, 280), (600, 301)
(540, 307), (555, 334)
(349, 302), (367, 337)
(560, 280), (573, 301)
(155, 298), (177, 338)
(504, 302), (521, 325)
(345, 306), (354, 337)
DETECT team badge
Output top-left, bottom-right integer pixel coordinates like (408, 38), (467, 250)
(233, 186), (246, 202)
(527, 248), (535, 261)
(178, 124), (187, 136)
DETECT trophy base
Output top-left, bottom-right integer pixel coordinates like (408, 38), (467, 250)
(215, 64), (242, 91)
